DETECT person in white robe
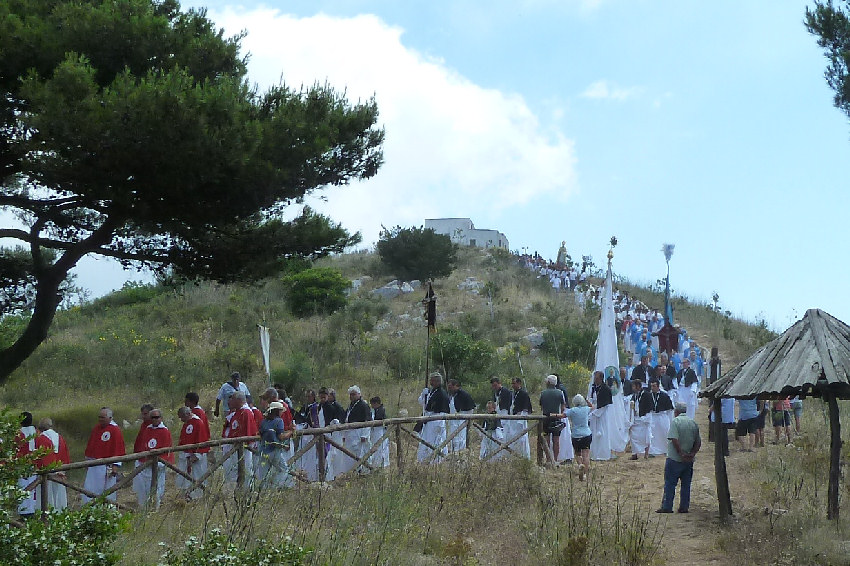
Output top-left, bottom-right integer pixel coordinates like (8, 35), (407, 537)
(648, 380), (675, 455)
(338, 386), (371, 475)
(447, 379), (475, 453)
(479, 401), (506, 461)
(588, 371), (614, 461)
(369, 397), (390, 468)
(175, 407), (209, 500)
(38, 419), (69, 511)
(629, 381), (652, 459)
(507, 378), (532, 459)
(17, 413), (38, 516)
(417, 372), (450, 463)
(676, 359), (699, 420)
(295, 390), (324, 481)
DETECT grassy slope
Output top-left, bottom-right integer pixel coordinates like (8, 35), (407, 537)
(7, 248), (850, 565)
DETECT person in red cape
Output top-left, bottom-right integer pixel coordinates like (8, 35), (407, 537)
(36, 417), (72, 511)
(133, 408), (173, 508)
(176, 406), (211, 500)
(184, 391), (210, 439)
(221, 392), (259, 484)
(82, 407), (125, 503)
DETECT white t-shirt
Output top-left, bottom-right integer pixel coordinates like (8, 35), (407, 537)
(216, 381), (251, 409)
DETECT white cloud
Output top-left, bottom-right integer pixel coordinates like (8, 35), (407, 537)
(581, 79), (642, 101)
(209, 8), (578, 245)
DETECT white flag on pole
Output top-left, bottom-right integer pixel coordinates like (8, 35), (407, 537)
(594, 260), (619, 375)
(259, 325), (271, 377)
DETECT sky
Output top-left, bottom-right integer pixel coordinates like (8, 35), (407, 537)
(70, 0), (849, 330)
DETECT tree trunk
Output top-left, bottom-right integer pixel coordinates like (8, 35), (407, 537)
(0, 269), (64, 381)
(0, 225), (114, 383)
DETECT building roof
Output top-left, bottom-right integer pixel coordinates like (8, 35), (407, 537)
(702, 309), (850, 399)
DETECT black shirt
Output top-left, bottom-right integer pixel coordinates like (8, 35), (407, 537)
(592, 382), (613, 408)
(494, 386), (512, 412)
(511, 389), (533, 414)
(451, 388), (476, 412)
(345, 398), (370, 424)
(425, 387), (450, 414)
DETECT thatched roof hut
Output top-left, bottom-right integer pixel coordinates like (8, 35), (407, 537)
(701, 309), (850, 520)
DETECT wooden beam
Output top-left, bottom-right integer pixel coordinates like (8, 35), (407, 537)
(324, 435), (376, 471)
(827, 391), (842, 520)
(398, 425), (438, 452)
(471, 423), (516, 457)
(713, 398), (733, 521)
(48, 476), (132, 512)
(425, 421), (468, 463)
(335, 427), (393, 479)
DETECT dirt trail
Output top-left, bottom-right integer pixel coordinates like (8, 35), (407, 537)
(579, 401), (757, 566)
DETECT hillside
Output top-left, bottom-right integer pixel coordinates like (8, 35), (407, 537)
(0, 247), (772, 458)
(7, 247), (849, 566)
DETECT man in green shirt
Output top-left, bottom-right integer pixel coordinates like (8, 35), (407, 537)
(657, 402), (701, 513)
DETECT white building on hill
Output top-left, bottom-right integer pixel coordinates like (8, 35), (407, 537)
(424, 218), (509, 250)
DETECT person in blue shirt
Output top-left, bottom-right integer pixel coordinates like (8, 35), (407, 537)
(565, 394), (594, 481)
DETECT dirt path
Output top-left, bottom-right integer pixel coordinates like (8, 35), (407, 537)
(583, 401), (754, 566)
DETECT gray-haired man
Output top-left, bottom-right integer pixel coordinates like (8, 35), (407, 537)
(657, 402), (701, 514)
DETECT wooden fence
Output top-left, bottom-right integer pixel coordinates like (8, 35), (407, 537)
(28, 414), (561, 515)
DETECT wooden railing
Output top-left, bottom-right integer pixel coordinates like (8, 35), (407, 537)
(28, 414), (561, 514)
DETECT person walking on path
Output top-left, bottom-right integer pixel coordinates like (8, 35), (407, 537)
(657, 402), (701, 514)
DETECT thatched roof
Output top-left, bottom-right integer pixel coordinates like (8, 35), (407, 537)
(702, 309), (850, 399)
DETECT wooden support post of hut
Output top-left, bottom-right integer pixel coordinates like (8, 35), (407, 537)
(702, 309), (850, 521)
(711, 396), (733, 520)
(825, 388), (842, 520)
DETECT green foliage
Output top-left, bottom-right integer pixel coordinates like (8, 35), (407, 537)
(0, 0), (383, 380)
(540, 326), (597, 368)
(0, 411), (123, 565)
(806, 1), (850, 119)
(157, 528), (309, 566)
(2, 504), (124, 566)
(431, 327), (493, 381)
(282, 267), (350, 317)
(271, 352), (314, 395)
(89, 281), (163, 309)
(376, 226), (458, 281)
(0, 314), (30, 350)
(0, 410), (37, 518)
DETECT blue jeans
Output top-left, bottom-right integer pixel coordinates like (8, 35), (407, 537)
(662, 458), (694, 511)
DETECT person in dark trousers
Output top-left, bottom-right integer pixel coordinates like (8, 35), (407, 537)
(658, 402), (702, 514)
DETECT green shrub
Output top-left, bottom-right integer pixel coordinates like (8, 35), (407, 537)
(282, 267), (350, 317)
(0, 411), (123, 565)
(431, 327), (493, 381)
(157, 528), (309, 566)
(376, 225), (458, 281)
(88, 281), (163, 309)
(540, 326), (596, 368)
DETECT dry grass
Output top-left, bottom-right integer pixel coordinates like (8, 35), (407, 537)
(118, 453), (663, 566)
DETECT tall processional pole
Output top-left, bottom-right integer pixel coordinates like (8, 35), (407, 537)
(423, 280), (436, 388)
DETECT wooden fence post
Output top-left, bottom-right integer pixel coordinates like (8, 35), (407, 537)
(236, 444), (245, 489)
(40, 476), (49, 517)
(317, 435), (327, 483)
(149, 458), (159, 508)
(536, 421), (544, 467)
(395, 424), (404, 471)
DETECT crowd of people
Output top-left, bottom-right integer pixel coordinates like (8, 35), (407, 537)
(13, 247), (798, 520)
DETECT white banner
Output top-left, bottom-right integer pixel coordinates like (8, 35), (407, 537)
(259, 325), (270, 376)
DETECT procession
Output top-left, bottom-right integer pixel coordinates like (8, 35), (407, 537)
(14, 246), (738, 519)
